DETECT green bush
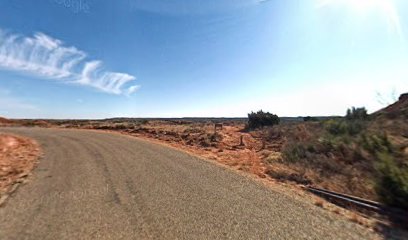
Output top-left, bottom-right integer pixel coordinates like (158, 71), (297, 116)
(360, 133), (393, 155)
(375, 152), (408, 210)
(325, 120), (347, 135)
(282, 143), (308, 163)
(139, 119), (149, 125)
(282, 141), (345, 175)
(324, 119), (364, 136)
(247, 110), (280, 129)
(346, 107), (368, 121)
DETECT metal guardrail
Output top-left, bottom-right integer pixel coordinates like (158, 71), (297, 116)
(305, 186), (408, 228)
(305, 186), (407, 223)
(306, 186), (384, 213)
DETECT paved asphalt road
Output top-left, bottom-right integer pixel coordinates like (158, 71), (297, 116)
(0, 127), (378, 239)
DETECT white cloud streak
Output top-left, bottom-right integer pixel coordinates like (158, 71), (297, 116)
(0, 30), (139, 95)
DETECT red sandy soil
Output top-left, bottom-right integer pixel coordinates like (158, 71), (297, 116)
(0, 134), (41, 196)
(122, 122), (284, 180)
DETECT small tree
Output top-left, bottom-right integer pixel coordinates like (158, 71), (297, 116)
(346, 107), (368, 121)
(247, 110), (280, 129)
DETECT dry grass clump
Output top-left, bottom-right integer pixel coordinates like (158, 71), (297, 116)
(0, 134), (41, 196)
(314, 199), (324, 208)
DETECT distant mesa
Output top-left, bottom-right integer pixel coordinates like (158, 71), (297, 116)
(0, 117), (14, 125)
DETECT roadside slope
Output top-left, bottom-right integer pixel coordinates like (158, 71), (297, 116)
(0, 133), (40, 198)
(0, 127), (378, 239)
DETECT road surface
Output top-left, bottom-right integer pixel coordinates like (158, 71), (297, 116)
(0, 127), (377, 239)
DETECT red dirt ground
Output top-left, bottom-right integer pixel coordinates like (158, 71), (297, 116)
(0, 134), (41, 196)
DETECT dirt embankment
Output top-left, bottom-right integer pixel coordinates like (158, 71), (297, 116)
(41, 120), (277, 179)
(115, 121), (281, 179)
(0, 134), (41, 197)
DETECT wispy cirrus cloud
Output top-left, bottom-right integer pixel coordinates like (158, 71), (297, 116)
(0, 29), (139, 95)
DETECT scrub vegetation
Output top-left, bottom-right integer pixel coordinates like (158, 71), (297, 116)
(3, 94), (407, 211)
(264, 95), (408, 211)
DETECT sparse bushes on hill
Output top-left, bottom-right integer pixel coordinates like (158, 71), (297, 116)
(359, 133), (393, 155)
(282, 143), (309, 163)
(324, 119), (365, 136)
(247, 110), (280, 130)
(322, 107), (368, 136)
(357, 133), (408, 210)
(278, 119), (408, 209)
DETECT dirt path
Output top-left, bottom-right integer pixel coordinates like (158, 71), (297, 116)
(0, 127), (378, 239)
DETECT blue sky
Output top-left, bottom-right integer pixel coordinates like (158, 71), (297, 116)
(0, 0), (407, 118)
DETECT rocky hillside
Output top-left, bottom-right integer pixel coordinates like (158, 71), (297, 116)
(373, 93), (408, 119)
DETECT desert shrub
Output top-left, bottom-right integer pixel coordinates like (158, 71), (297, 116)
(139, 119), (149, 125)
(318, 136), (336, 151)
(359, 133), (393, 155)
(183, 127), (203, 134)
(247, 110), (280, 129)
(22, 121), (36, 127)
(325, 120), (347, 135)
(209, 133), (223, 142)
(303, 116), (318, 122)
(282, 143), (308, 163)
(348, 121), (365, 135)
(375, 152), (408, 210)
(265, 169), (312, 185)
(325, 119), (364, 136)
(282, 141), (346, 176)
(346, 107), (368, 121)
(95, 125), (110, 130)
(197, 133), (222, 147)
(266, 127), (283, 141)
(113, 124), (127, 130)
(356, 133), (408, 209)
